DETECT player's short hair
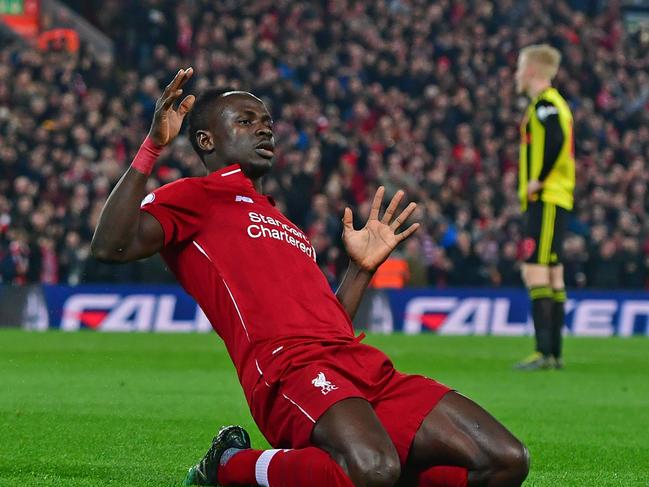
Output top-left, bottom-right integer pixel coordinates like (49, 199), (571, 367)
(520, 44), (562, 80)
(187, 87), (237, 163)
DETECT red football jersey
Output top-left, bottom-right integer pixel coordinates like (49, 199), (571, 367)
(141, 164), (356, 395)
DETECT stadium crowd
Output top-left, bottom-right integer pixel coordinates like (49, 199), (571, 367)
(1, 0), (648, 289)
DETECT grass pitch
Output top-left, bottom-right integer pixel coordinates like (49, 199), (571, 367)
(1, 330), (648, 486)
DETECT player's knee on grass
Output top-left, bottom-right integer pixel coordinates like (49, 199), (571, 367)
(339, 442), (401, 487)
(474, 439), (529, 486)
(497, 439), (529, 484)
(323, 438), (400, 487)
(412, 392), (529, 486)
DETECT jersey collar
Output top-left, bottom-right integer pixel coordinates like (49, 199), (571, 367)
(213, 163), (245, 178)
(533, 86), (554, 103)
(211, 163), (276, 206)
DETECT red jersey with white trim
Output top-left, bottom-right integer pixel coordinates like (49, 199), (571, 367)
(140, 164), (356, 397)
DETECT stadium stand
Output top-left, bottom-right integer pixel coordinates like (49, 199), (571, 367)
(0, 0), (648, 288)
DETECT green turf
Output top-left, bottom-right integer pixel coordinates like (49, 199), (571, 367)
(1, 330), (648, 486)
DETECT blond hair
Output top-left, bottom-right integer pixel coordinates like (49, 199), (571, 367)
(520, 44), (562, 80)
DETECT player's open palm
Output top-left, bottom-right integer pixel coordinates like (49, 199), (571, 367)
(148, 67), (195, 146)
(342, 187), (420, 273)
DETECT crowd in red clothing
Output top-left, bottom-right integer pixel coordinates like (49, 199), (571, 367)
(1, 0), (648, 288)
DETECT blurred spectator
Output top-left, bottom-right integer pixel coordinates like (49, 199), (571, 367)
(1, 0), (648, 288)
(563, 235), (589, 288)
(1, 230), (29, 284)
(58, 231), (87, 285)
(447, 232), (487, 287)
(371, 255), (409, 289)
(497, 241), (524, 288)
(404, 239), (428, 287)
(590, 240), (623, 288)
(619, 237), (646, 288)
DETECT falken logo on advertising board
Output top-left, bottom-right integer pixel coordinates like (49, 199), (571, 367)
(42, 286), (212, 332)
(59, 294), (212, 332)
(40, 286), (649, 336)
(403, 297), (528, 335)
(399, 296), (649, 337)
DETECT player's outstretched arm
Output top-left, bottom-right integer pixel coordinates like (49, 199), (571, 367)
(91, 68), (195, 263)
(336, 187), (420, 319)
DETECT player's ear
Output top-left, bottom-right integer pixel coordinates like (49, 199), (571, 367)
(196, 130), (215, 153)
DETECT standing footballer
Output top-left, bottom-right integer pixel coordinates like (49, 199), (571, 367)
(514, 45), (576, 370)
(92, 67), (528, 486)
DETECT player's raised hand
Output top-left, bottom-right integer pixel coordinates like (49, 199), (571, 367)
(148, 67), (195, 146)
(342, 186), (420, 273)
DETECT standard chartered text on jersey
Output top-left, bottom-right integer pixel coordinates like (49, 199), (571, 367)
(246, 211), (316, 261)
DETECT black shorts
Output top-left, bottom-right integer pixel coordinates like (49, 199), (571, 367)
(523, 201), (569, 265)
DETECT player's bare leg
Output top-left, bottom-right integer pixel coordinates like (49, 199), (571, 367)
(516, 263), (553, 369)
(401, 391), (529, 487)
(312, 397), (401, 487)
(184, 403), (391, 487)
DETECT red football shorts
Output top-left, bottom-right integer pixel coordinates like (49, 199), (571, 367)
(248, 340), (452, 465)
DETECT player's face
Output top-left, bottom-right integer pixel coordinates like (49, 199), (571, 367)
(215, 93), (275, 178)
(515, 56), (530, 94)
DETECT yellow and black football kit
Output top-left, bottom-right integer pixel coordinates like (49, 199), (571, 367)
(519, 87), (575, 266)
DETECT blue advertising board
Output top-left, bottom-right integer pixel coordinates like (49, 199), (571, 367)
(41, 284), (211, 332)
(371, 288), (649, 336)
(35, 285), (649, 336)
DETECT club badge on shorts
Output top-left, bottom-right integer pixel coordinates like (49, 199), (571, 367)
(312, 372), (338, 395)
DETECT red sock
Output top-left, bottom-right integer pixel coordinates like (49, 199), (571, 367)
(218, 447), (354, 487)
(217, 448), (262, 485)
(418, 466), (468, 487)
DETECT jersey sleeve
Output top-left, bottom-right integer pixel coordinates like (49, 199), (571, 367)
(139, 178), (209, 246)
(535, 100), (564, 182)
